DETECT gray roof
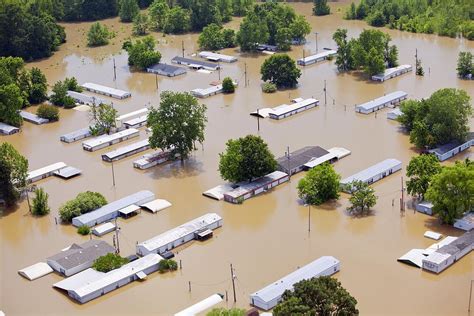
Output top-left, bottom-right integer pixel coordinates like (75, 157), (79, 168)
(53, 166), (82, 179)
(429, 133), (473, 155)
(171, 56), (219, 69)
(341, 158), (402, 185)
(277, 146), (329, 172)
(47, 240), (115, 271)
(436, 230), (474, 255)
(147, 63), (187, 75)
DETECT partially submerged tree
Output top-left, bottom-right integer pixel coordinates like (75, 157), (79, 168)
(119, 0), (140, 22)
(31, 187), (50, 216)
(457, 51), (473, 79)
(124, 36), (161, 70)
(222, 77), (235, 93)
(261, 54), (301, 88)
(148, 91), (207, 162)
(313, 0), (330, 16)
(89, 103), (118, 135)
(59, 191), (107, 223)
(206, 307), (246, 316)
(297, 163), (340, 205)
(37, 104), (59, 121)
(157, 259), (178, 272)
(93, 253), (129, 272)
(0, 143), (28, 207)
(87, 22), (112, 47)
(133, 13), (150, 36)
(406, 154), (441, 200)
(347, 180), (377, 215)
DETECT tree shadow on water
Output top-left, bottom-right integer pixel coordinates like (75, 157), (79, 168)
(148, 157), (204, 180)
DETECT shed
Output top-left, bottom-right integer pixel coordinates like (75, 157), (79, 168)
(140, 199), (172, 213)
(250, 256), (340, 310)
(92, 222), (116, 236)
(0, 122), (20, 135)
(53, 166), (82, 179)
(18, 262), (54, 281)
(82, 128), (140, 152)
(81, 82), (131, 99)
(454, 212), (474, 231)
(133, 150), (174, 169)
(27, 162), (67, 183)
(101, 139), (150, 162)
(297, 49), (337, 66)
(371, 64), (412, 82)
(147, 63), (187, 77)
(198, 51), (237, 63)
(60, 128), (92, 143)
(171, 56), (220, 71)
(19, 111), (49, 125)
(355, 91), (408, 114)
(175, 294), (224, 316)
(277, 146), (329, 175)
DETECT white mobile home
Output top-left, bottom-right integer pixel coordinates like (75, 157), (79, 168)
(250, 256), (340, 310)
(297, 50), (337, 66)
(191, 81), (238, 98)
(27, 162), (67, 183)
(72, 190), (155, 227)
(277, 146), (330, 175)
(81, 82), (131, 99)
(268, 98), (319, 120)
(60, 128), (92, 143)
(171, 56), (220, 71)
(19, 111), (49, 125)
(101, 139), (150, 162)
(198, 51), (237, 63)
(133, 150), (174, 169)
(123, 115), (148, 129)
(428, 133), (474, 161)
(136, 213), (223, 256)
(82, 128), (139, 152)
(355, 91), (408, 114)
(67, 91), (104, 105)
(53, 253), (162, 304)
(303, 147), (351, 170)
(340, 159), (402, 193)
(175, 294), (224, 316)
(0, 122), (20, 135)
(371, 64), (412, 82)
(415, 201), (434, 215)
(116, 108), (148, 128)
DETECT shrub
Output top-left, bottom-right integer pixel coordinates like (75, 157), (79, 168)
(37, 104), (59, 121)
(222, 77), (235, 93)
(262, 82), (277, 93)
(87, 22), (111, 47)
(158, 259), (178, 272)
(31, 187), (50, 216)
(77, 225), (91, 235)
(93, 253), (128, 272)
(59, 191), (107, 223)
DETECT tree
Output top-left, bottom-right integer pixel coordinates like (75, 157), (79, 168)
(148, 0), (169, 31)
(0, 83), (23, 127)
(222, 77), (235, 93)
(273, 276), (359, 316)
(222, 29), (236, 48)
(119, 0), (140, 22)
(162, 6), (191, 34)
(77, 225), (91, 235)
(333, 28), (352, 71)
(148, 91), (207, 162)
(262, 82), (277, 93)
(37, 104), (59, 121)
(89, 103), (118, 135)
(190, 0), (222, 31)
(50, 80), (75, 108)
(207, 308), (246, 316)
(87, 22), (112, 47)
(237, 13), (269, 51)
(31, 187), (50, 216)
(368, 10), (386, 27)
(133, 13), (150, 36)
(217, 0), (233, 23)
(290, 15), (311, 44)
(27, 68), (48, 104)
(426, 160), (473, 224)
(64, 77), (83, 92)
(406, 154), (441, 200)
(198, 23), (224, 50)
(232, 0), (253, 17)
(457, 51), (473, 78)
(261, 54), (301, 88)
(313, 0), (330, 16)
(158, 259), (178, 272)
(365, 48), (385, 76)
(347, 180), (377, 215)
(93, 253), (129, 272)
(0, 143), (28, 206)
(297, 163), (340, 205)
(59, 191), (107, 222)
(125, 36), (161, 70)
(219, 135), (277, 183)
(275, 27), (292, 51)
(416, 57), (424, 76)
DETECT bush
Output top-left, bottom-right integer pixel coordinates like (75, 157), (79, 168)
(222, 77), (235, 93)
(77, 225), (91, 235)
(37, 104), (59, 121)
(93, 253), (128, 272)
(158, 259), (178, 272)
(262, 82), (277, 93)
(87, 22), (111, 47)
(31, 187), (50, 216)
(59, 191), (107, 223)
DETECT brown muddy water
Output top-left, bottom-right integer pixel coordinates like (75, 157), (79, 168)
(1, 3), (473, 316)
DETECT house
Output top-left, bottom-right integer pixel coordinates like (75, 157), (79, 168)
(454, 212), (474, 231)
(47, 240), (115, 277)
(297, 49), (337, 66)
(276, 146), (330, 175)
(136, 213), (222, 256)
(223, 171), (289, 204)
(53, 253), (162, 304)
(101, 139), (150, 162)
(82, 128), (140, 152)
(72, 190), (155, 227)
(81, 82), (131, 99)
(355, 91), (408, 114)
(387, 108), (403, 120)
(0, 122), (20, 135)
(19, 111), (49, 125)
(27, 162), (67, 183)
(250, 256), (340, 311)
(133, 150), (174, 170)
(60, 128), (92, 143)
(198, 51), (237, 63)
(191, 81), (238, 98)
(371, 64), (412, 82)
(428, 132), (474, 161)
(171, 56), (220, 71)
(146, 63), (187, 77)
(340, 159), (402, 193)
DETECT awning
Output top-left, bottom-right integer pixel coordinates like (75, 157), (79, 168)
(119, 204), (140, 216)
(136, 271), (147, 280)
(197, 229), (213, 239)
(18, 262), (53, 281)
(397, 249), (425, 268)
(424, 231), (442, 240)
(140, 199), (172, 213)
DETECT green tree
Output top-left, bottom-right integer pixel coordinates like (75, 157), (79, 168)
(0, 159), (17, 207)
(262, 82), (277, 93)
(232, 0), (253, 17)
(416, 58), (424, 76)
(148, 91), (207, 162)
(87, 22), (112, 47)
(406, 154), (441, 200)
(149, 0), (169, 31)
(274, 276), (359, 316)
(207, 308), (246, 316)
(133, 13), (150, 36)
(275, 27), (292, 51)
(222, 77), (235, 93)
(190, 0), (222, 31)
(217, 0), (233, 23)
(93, 253), (129, 272)
(290, 15), (311, 44)
(0, 143), (28, 206)
(297, 163), (340, 205)
(89, 103), (118, 135)
(198, 23), (224, 50)
(426, 160), (473, 224)
(219, 135), (277, 183)
(31, 187), (50, 216)
(50, 80), (76, 108)
(313, 0), (330, 16)
(347, 180), (377, 215)
(59, 191), (107, 222)
(0, 84), (23, 127)
(64, 77), (83, 92)
(125, 36), (162, 70)
(119, 0), (140, 22)
(260, 54), (301, 88)
(365, 48), (385, 76)
(237, 13), (269, 51)
(333, 28), (352, 71)
(457, 51), (473, 78)
(163, 6), (191, 34)
(222, 29), (236, 48)
(27, 68), (48, 104)
(157, 259), (178, 272)
(37, 104), (59, 121)
(368, 10), (386, 27)
(77, 225), (91, 235)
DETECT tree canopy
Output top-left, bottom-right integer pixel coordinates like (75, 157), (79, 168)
(198, 24), (236, 50)
(119, 0), (140, 22)
(297, 163), (341, 205)
(219, 135), (277, 183)
(313, 0), (330, 16)
(59, 191), (107, 222)
(222, 77), (235, 93)
(148, 91), (207, 161)
(89, 103), (118, 135)
(273, 276), (359, 316)
(31, 187), (50, 216)
(457, 51), (473, 78)
(93, 253), (128, 272)
(50, 77), (82, 108)
(406, 154), (441, 200)
(37, 104), (60, 121)
(261, 54), (301, 88)
(124, 36), (162, 70)
(87, 22), (113, 47)
(0, 143), (28, 207)
(347, 180), (377, 215)
(206, 308), (246, 316)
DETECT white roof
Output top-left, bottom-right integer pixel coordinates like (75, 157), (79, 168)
(27, 162), (67, 181)
(82, 82), (131, 98)
(138, 213), (222, 252)
(140, 199), (172, 213)
(341, 159), (402, 185)
(191, 85), (223, 96)
(270, 98), (318, 117)
(303, 151), (339, 169)
(423, 236), (458, 256)
(18, 262), (53, 281)
(118, 204), (140, 215)
(116, 108), (148, 122)
(203, 184), (236, 200)
(175, 294), (223, 316)
(328, 147), (351, 159)
(92, 222), (116, 235)
(372, 65), (412, 80)
(387, 108), (403, 119)
(53, 166), (82, 179)
(251, 256), (339, 303)
(397, 249), (425, 268)
(82, 128), (139, 149)
(60, 128), (91, 141)
(356, 91), (408, 112)
(250, 108), (274, 118)
(102, 139), (150, 160)
(225, 171), (288, 199)
(0, 122), (19, 133)
(124, 115), (148, 127)
(424, 231), (442, 240)
(423, 252), (451, 265)
(198, 51), (237, 62)
(298, 50), (337, 63)
(67, 91), (104, 105)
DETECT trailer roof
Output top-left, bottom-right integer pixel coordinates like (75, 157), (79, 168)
(341, 159), (401, 184)
(356, 91), (407, 112)
(82, 82), (131, 98)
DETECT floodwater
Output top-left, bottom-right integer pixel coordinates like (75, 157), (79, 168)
(1, 2), (473, 315)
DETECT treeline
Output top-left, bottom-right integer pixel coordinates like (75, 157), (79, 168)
(345, 0), (474, 40)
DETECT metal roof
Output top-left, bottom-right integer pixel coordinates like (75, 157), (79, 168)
(140, 199), (172, 213)
(372, 64), (412, 80)
(92, 222), (116, 236)
(198, 51), (237, 62)
(0, 122), (19, 133)
(82, 82), (131, 98)
(429, 134), (473, 155)
(67, 91), (105, 105)
(356, 91), (408, 112)
(270, 98), (319, 117)
(424, 231), (442, 240)
(82, 128), (139, 149)
(224, 171), (289, 199)
(116, 108), (148, 122)
(297, 50), (337, 63)
(423, 236), (458, 256)
(18, 262), (53, 281)
(118, 204), (140, 215)
(397, 249), (425, 268)
(27, 162), (67, 182)
(147, 63), (187, 75)
(60, 128), (91, 142)
(124, 115), (148, 127)
(175, 294), (224, 316)
(53, 166), (82, 179)
(19, 111), (49, 124)
(203, 183), (237, 200)
(102, 139), (150, 160)
(171, 56), (219, 69)
(341, 159), (402, 185)
(436, 229), (474, 255)
(277, 146), (329, 172)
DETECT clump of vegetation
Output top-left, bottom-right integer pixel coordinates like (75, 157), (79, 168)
(59, 191), (107, 223)
(89, 103), (118, 135)
(222, 77), (235, 93)
(77, 225), (91, 235)
(37, 104), (59, 121)
(133, 13), (150, 36)
(119, 0), (140, 22)
(87, 22), (113, 47)
(158, 259), (178, 272)
(93, 253), (128, 272)
(297, 163), (341, 205)
(415, 57), (424, 76)
(123, 36), (161, 70)
(219, 135), (277, 183)
(50, 77), (82, 108)
(31, 187), (50, 216)
(406, 154), (441, 200)
(261, 54), (301, 88)
(0, 143), (28, 207)
(206, 307), (246, 316)
(346, 180), (377, 216)
(198, 24), (236, 50)
(457, 51), (473, 79)
(313, 0), (330, 16)
(262, 82), (277, 93)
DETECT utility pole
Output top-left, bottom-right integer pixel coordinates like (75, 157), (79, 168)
(468, 280), (473, 312)
(303, 49), (305, 61)
(256, 108), (260, 132)
(230, 264), (237, 303)
(155, 73), (158, 90)
(182, 41), (185, 58)
(25, 188), (31, 213)
(286, 146), (291, 179)
(111, 160), (116, 187)
(401, 176), (405, 213)
(113, 58), (117, 81)
(114, 218), (120, 254)
(314, 32), (318, 53)
(218, 62), (221, 81)
(324, 80), (327, 105)
(244, 63), (247, 87)
(308, 204), (311, 232)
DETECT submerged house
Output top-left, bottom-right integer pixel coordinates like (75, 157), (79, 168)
(198, 51), (237, 63)
(0, 122), (20, 135)
(387, 108), (403, 120)
(297, 49), (337, 66)
(355, 91), (408, 114)
(47, 240), (115, 277)
(171, 56), (220, 71)
(133, 150), (174, 170)
(276, 146), (330, 175)
(20, 111), (49, 125)
(428, 132), (474, 161)
(81, 82), (131, 99)
(191, 81), (238, 98)
(371, 64), (412, 82)
(147, 63), (187, 77)
(82, 128), (140, 152)
(454, 212), (474, 231)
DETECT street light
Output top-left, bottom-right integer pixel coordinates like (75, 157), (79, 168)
(314, 32), (319, 53)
